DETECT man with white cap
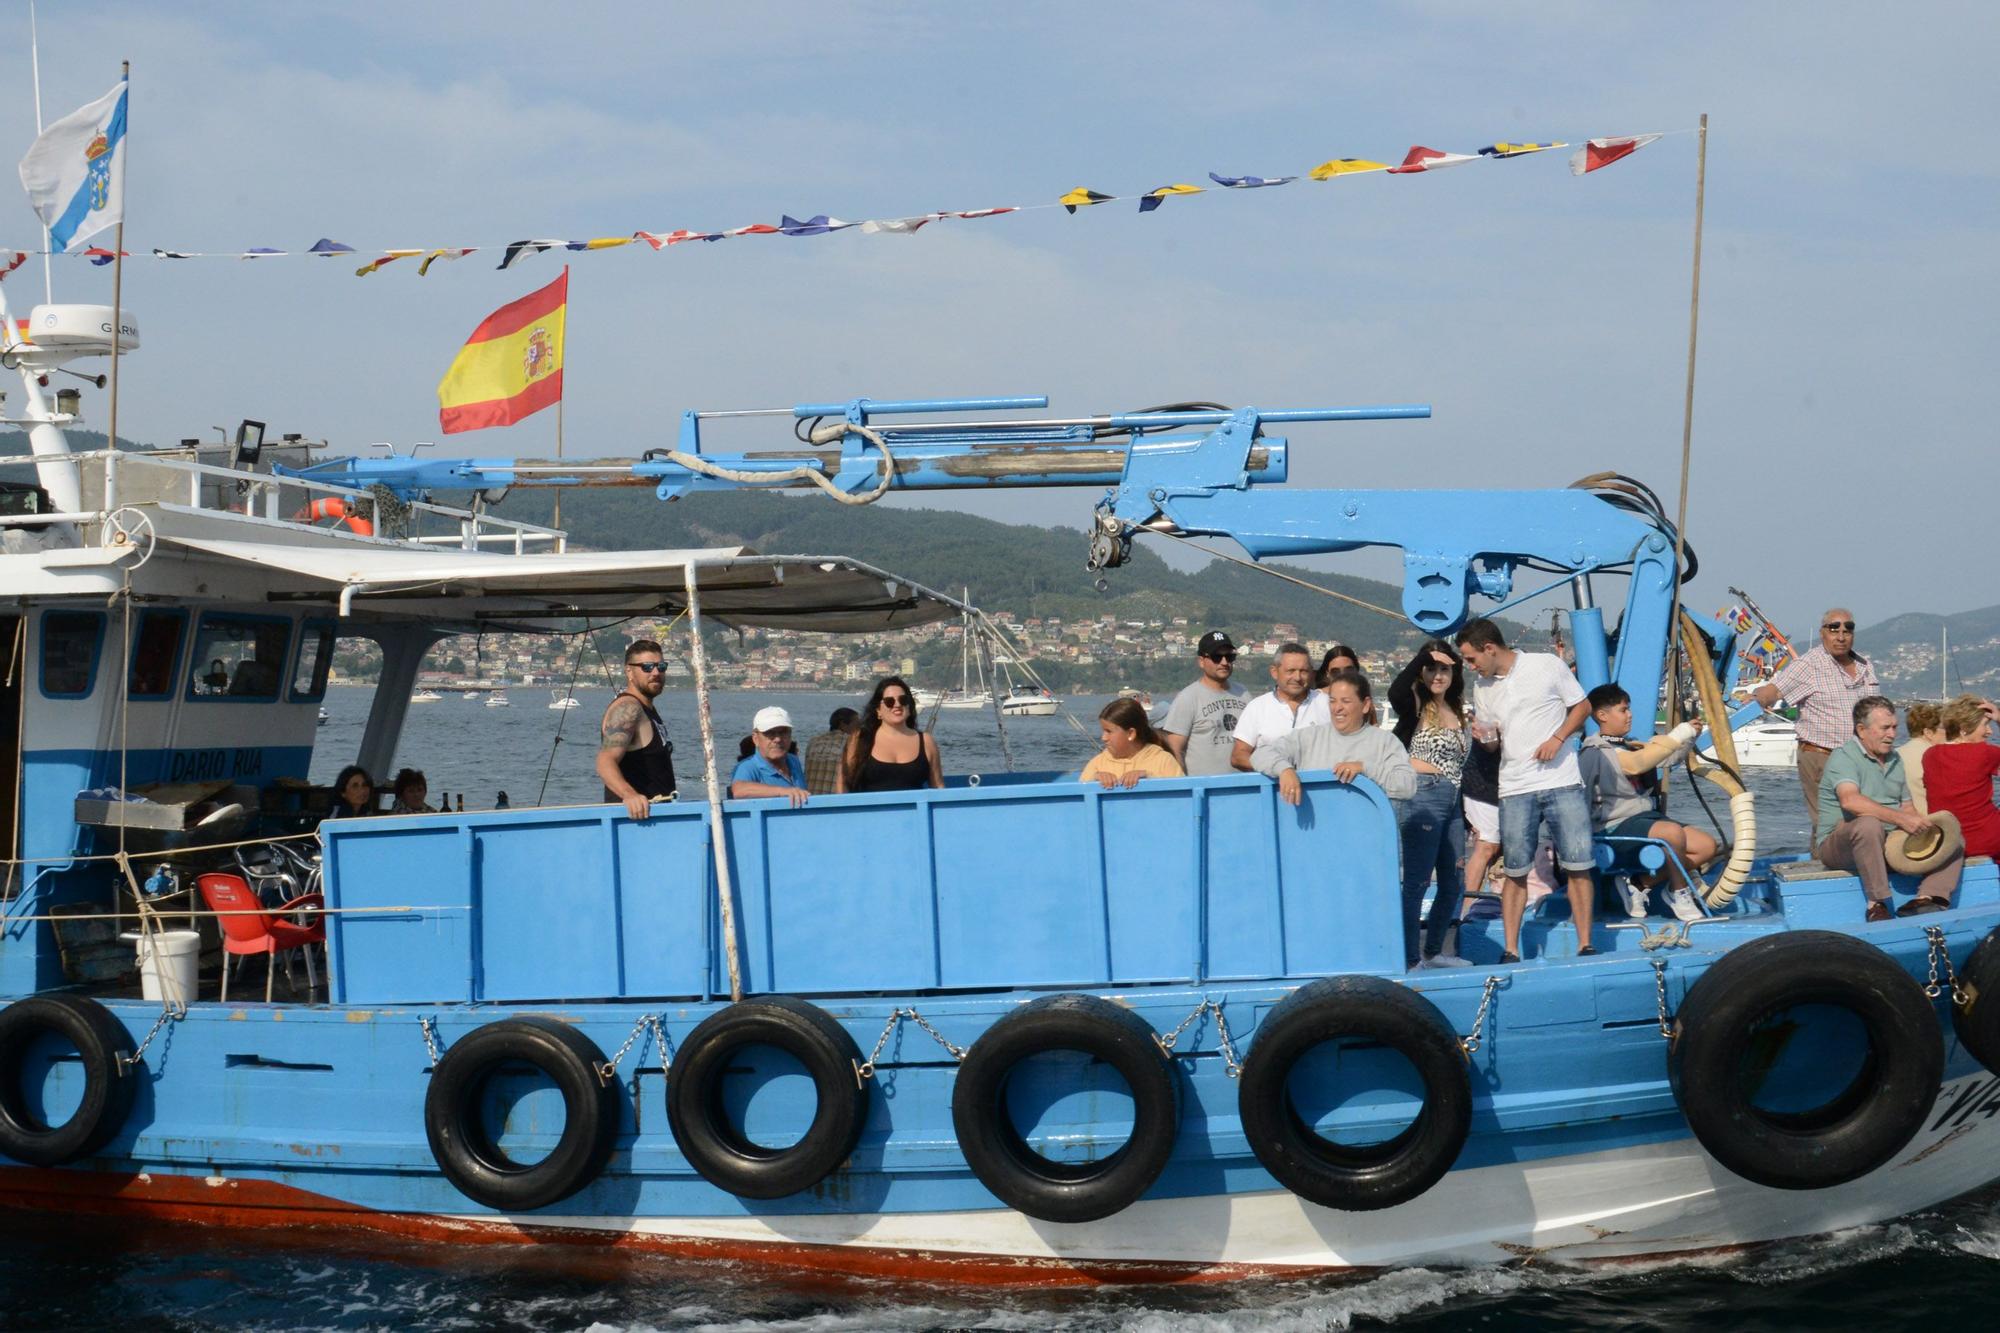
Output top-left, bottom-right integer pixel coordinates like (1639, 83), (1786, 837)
(730, 706), (810, 806)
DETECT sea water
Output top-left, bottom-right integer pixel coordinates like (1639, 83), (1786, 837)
(5, 687), (1996, 1329)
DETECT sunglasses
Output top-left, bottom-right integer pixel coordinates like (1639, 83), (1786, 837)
(1204, 652), (1238, 663)
(628, 661), (666, 673)
(880, 695), (911, 709)
(1822, 621), (1855, 632)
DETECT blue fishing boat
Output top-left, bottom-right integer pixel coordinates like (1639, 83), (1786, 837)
(5, 288), (2000, 1285)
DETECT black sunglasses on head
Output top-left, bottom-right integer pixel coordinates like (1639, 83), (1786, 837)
(1822, 621), (1855, 632)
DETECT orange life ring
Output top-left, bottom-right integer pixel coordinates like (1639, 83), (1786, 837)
(291, 496), (374, 536)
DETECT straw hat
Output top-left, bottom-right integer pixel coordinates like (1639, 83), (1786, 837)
(1885, 810), (1963, 875)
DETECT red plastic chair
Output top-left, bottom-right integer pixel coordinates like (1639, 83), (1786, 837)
(197, 872), (327, 1002)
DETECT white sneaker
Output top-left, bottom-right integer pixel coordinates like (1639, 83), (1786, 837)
(1621, 882), (1650, 919)
(1424, 951), (1473, 968)
(1668, 887), (1705, 923)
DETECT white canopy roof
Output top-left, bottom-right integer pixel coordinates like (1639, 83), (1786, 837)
(152, 533), (963, 632)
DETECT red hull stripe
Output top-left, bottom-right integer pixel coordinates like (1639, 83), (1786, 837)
(461, 271), (568, 345)
(0, 1165), (1318, 1288)
(437, 370), (563, 433)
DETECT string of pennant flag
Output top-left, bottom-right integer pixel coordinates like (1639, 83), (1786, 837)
(3, 133), (1670, 281)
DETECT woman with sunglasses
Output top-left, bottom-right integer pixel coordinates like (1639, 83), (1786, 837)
(838, 676), (946, 793)
(1386, 640), (1473, 968)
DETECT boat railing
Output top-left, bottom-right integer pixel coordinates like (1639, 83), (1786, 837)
(1, 449), (565, 553)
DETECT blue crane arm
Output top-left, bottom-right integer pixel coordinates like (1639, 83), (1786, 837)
(275, 393), (1710, 709)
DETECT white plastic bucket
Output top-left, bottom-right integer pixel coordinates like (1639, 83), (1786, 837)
(135, 929), (201, 1004)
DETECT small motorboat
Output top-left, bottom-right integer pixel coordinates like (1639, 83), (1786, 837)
(410, 688), (442, 703)
(484, 690), (511, 708)
(316, 706), (329, 727)
(548, 690), (581, 710)
(999, 690), (1057, 717)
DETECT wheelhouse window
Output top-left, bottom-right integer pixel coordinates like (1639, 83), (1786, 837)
(289, 621), (335, 703)
(187, 614), (293, 701)
(39, 611), (105, 699)
(128, 610), (188, 700)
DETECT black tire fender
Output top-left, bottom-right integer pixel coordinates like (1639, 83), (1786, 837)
(0, 995), (138, 1167)
(667, 995), (868, 1200)
(951, 992), (1180, 1224)
(1237, 975), (1472, 1211)
(1669, 929), (1943, 1190)
(1950, 924), (2000, 1075)
(424, 1017), (619, 1211)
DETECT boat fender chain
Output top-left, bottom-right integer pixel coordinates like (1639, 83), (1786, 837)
(658, 421), (896, 506)
(1153, 997), (1244, 1077)
(857, 1006), (967, 1085)
(418, 1015), (444, 1071)
(1924, 926), (1969, 1007)
(596, 1013), (671, 1084)
(120, 1004), (181, 1072)
(1651, 958), (1676, 1039)
(1460, 974), (1507, 1056)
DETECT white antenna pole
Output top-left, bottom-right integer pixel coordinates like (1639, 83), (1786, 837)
(29, 0), (53, 302)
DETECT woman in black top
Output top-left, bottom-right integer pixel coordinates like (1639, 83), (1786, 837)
(328, 765), (376, 818)
(838, 677), (945, 793)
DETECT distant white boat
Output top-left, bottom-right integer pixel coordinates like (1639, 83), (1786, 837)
(1702, 716), (1798, 769)
(999, 691), (1057, 717)
(548, 690), (581, 710)
(411, 689), (442, 703)
(485, 691), (511, 709)
(461, 690), (481, 701)
(316, 706), (330, 727)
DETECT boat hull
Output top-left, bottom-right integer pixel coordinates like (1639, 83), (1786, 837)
(5, 1068), (1997, 1285)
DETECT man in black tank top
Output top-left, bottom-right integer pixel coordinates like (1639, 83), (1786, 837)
(597, 639), (676, 819)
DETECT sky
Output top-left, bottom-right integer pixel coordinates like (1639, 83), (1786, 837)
(2, 1), (1995, 639)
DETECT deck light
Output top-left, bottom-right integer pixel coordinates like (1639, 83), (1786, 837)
(54, 387), (80, 416)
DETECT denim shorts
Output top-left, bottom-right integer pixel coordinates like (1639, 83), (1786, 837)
(1499, 783), (1596, 876)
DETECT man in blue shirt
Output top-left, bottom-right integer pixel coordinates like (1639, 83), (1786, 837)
(730, 706), (809, 806)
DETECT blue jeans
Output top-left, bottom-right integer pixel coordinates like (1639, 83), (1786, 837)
(1399, 772), (1467, 965)
(1499, 783), (1595, 878)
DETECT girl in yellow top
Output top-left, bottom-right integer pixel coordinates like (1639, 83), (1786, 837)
(1082, 698), (1185, 789)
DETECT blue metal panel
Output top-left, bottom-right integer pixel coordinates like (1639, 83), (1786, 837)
(612, 815), (714, 999)
(1201, 783), (1287, 979)
(322, 821), (475, 1004)
(1098, 786), (1201, 981)
(932, 792), (1107, 988)
(478, 817), (621, 1001)
(746, 800), (937, 994)
(1276, 780), (1406, 977)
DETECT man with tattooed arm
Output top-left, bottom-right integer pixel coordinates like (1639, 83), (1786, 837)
(597, 639), (677, 819)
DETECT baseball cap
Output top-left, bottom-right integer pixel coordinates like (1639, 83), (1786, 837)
(1197, 631), (1236, 657)
(751, 705), (794, 733)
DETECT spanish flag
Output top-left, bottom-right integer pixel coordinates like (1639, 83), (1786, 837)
(437, 270), (566, 434)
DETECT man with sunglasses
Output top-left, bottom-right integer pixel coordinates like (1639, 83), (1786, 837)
(1161, 631), (1249, 776)
(1751, 609), (1878, 832)
(598, 639), (676, 820)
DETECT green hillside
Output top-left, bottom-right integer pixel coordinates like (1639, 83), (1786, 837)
(1860, 604), (2000, 696)
(488, 487), (1440, 654)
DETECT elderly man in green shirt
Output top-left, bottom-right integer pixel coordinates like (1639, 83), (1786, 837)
(1815, 694), (1964, 920)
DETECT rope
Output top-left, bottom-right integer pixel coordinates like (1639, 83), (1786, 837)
(660, 421), (896, 505)
(1143, 532), (1407, 622)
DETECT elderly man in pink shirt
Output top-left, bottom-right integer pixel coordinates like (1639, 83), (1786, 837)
(1752, 607), (1879, 835)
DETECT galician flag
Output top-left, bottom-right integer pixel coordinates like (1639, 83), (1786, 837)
(17, 79), (128, 254)
(437, 270), (567, 434)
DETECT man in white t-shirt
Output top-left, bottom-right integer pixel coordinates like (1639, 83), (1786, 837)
(1456, 617), (1596, 963)
(1160, 630), (1249, 777)
(1229, 642), (1331, 771)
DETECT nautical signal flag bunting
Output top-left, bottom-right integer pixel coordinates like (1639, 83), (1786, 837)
(437, 270), (566, 434)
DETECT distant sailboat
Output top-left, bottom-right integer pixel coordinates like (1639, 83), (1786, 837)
(935, 593), (993, 711)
